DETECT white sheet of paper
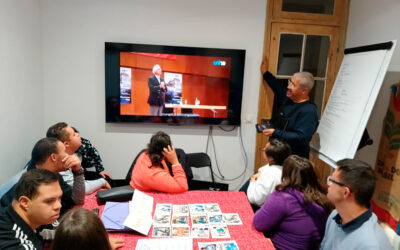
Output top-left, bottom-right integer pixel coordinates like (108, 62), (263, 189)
(135, 238), (193, 250)
(123, 190), (154, 235)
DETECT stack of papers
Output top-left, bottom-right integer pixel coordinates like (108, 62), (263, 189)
(101, 190), (154, 235)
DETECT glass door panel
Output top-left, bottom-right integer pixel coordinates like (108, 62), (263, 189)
(282, 0), (335, 15)
(277, 34), (303, 76)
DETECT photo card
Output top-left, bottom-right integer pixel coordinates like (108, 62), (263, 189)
(152, 226), (171, 237)
(198, 242), (218, 250)
(171, 215), (189, 226)
(210, 225), (230, 238)
(191, 213), (209, 225)
(155, 203), (172, 214)
(204, 203), (222, 214)
(153, 214), (171, 226)
(208, 214), (224, 224)
(222, 213), (242, 225)
(191, 226), (210, 238)
(189, 204), (206, 214)
(172, 205), (189, 215)
(171, 226), (191, 237)
(220, 241), (240, 250)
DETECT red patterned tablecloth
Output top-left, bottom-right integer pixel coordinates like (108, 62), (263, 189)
(80, 190), (275, 250)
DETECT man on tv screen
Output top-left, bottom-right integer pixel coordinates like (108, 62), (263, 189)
(147, 64), (166, 116)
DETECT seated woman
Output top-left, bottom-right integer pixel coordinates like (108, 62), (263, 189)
(246, 138), (291, 208)
(253, 155), (333, 250)
(130, 131), (188, 193)
(52, 208), (124, 250)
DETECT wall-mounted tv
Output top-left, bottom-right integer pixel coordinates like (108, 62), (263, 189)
(105, 42), (245, 125)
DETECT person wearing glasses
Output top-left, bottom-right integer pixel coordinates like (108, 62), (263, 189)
(260, 57), (318, 159)
(253, 155), (332, 250)
(321, 159), (391, 249)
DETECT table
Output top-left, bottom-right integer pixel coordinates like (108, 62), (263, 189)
(164, 104), (226, 117)
(81, 191), (274, 250)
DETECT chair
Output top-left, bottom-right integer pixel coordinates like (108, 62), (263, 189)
(186, 153), (228, 191)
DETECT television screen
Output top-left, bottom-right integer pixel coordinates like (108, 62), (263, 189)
(105, 42), (245, 125)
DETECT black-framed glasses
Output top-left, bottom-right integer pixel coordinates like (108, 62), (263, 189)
(327, 176), (346, 187)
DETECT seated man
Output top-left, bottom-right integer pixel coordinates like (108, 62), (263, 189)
(46, 122), (110, 194)
(0, 137), (85, 214)
(321, 159), (391, 249)
(72, 127), (113, 181)
(0, 169), (62, 249)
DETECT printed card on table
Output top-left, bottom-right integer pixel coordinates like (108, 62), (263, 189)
(220, 241), (240, 250)
(155, 203), (172, 214)
(204, 203), (221, 214)
(172, 205), (189, 215)
(171, 215), (189, 226)
(198, 240), (240, 250)
(153, 214), (171, 226)
(171, 226), (191, 237)
(191, 226), (210, 238)
(210, 225), (230, 238)
(191, 213), (208, 225)
(208, 214), (224, 224)
(152, 226), (171, 237)
(189, 204), (206, 214)
(222, 213), (242, 225)
(198, 242), (218, 250)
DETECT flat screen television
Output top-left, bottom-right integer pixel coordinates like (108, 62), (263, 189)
(105, 42), (245, 125)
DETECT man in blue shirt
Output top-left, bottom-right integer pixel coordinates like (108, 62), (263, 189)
(321, 159), (391, 249)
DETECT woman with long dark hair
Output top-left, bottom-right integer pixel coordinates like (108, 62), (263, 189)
(129, 131), (188, 193)
(253, 155), (333, 250)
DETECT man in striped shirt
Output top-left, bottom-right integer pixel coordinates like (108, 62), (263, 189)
(0, 169), (62, 249)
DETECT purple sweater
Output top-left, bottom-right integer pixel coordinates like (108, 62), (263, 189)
(253, 188), (328, 250)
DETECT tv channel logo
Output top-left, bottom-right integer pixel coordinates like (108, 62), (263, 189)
(213, 60), (226, 66)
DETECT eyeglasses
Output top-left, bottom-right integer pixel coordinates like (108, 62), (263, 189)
(327, 176), (346, 187)
(288, 79), (294, 85)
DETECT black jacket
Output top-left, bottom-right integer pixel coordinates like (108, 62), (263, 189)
(147, 75), (165, 106)
(0, 206), (43, 250)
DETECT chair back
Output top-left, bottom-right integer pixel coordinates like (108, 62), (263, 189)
(186, 152), (215, 184)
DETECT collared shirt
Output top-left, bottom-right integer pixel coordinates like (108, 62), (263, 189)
(333, 208), (372, 232)
(320, 209), (392, 250)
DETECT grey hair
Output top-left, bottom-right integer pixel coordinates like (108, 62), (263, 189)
(293, 71), (314, 92)
(152, 64), (161, 74)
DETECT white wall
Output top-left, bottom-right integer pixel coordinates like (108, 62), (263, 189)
(0, 0), (43, 184)
(348, 0), (400, 167)
(39, 0), (267, 189)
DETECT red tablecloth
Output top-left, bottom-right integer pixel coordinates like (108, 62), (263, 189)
(80, 190), (275, 250)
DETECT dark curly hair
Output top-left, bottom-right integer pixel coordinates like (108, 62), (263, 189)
(147, 131), (172, 166)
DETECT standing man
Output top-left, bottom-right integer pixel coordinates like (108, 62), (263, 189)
(147, 64), (166, 116)
(260, 57), (318, 158)
(0, 138), (85, 214)
(0, 169), (62, 249)
(321, 159), (391, 249)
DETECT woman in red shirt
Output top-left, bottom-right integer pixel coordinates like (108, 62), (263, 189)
(130, 131), (188, 193)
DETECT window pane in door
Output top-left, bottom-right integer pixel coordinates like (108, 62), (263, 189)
(282, 0), (334, 15)
(303, 35), (330, 77)
(309, 80), (325, 118)
(277, 34), (303, 76)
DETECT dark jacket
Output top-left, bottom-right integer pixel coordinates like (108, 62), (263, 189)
(0, 206), (43, 250)
(147, 75), (165, 106)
